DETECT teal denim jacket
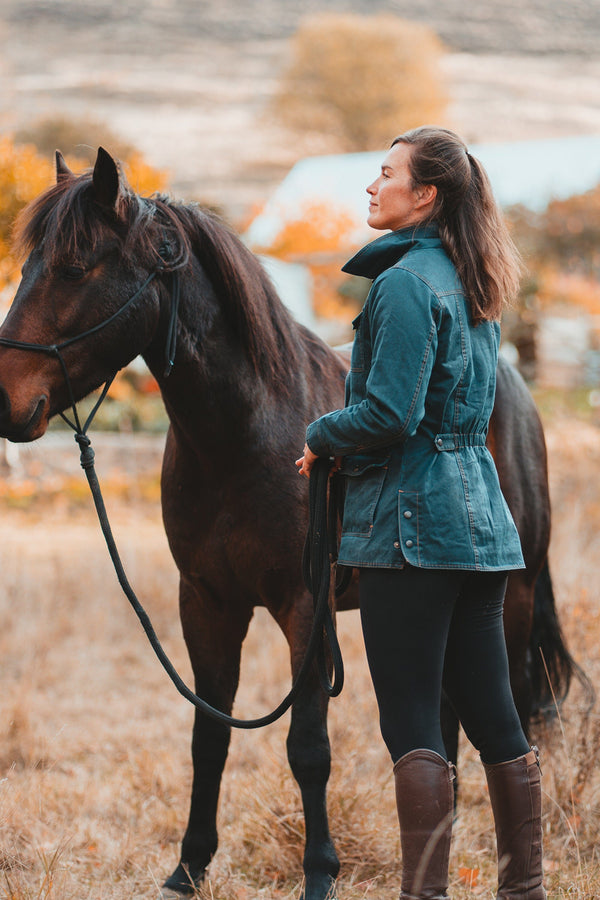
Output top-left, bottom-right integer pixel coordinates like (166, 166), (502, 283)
(306, 225), (525, 571)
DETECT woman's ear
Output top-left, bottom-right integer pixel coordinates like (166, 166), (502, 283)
(415, 184), (437, 211)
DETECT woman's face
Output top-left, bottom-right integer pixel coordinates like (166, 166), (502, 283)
(366, 142), (435, 232)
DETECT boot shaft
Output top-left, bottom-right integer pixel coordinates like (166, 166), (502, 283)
(394, 749), (455, 900)
(484, 747), (546, 900)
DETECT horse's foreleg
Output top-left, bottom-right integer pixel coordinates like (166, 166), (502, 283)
(162, 581), (253, 897)
(288, 690), (340, 900)
(279, 603), (340, 900)
(163, 709), (229, 896)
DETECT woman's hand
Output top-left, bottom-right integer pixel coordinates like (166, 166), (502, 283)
(295, 444), (342, 479)
(295, 443), (319, 478)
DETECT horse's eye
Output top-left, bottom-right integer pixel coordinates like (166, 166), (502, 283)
(62, 265), (86, 281)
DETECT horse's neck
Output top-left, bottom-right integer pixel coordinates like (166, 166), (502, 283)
(142, 280), (281, 463)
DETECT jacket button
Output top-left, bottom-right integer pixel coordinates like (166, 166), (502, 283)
(394, 541), (400, 549)
(405, 539), (414, 548)
(436, 438), (443, 447)
(403, 510), (412, 519)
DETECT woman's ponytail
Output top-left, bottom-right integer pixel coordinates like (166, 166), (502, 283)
(392, 127), (522, 323)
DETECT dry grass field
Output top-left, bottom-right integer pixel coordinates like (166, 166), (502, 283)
(0, 413), (599, 900)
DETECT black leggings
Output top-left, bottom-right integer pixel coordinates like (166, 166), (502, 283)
(359, 566), (530, 765)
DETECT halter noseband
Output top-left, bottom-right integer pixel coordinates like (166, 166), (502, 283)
(0, 250), (183, 447)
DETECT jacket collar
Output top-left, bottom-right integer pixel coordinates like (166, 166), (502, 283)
(342, 224), (441, 280)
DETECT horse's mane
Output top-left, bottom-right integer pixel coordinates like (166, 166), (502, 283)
(13, 170), (303, 391)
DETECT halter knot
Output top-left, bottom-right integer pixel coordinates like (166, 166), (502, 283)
(75, 432), (95, 469)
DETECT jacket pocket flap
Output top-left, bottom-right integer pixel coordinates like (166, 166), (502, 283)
(340, 452), (390, 477)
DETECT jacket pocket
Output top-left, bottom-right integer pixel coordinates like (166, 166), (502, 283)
(340, 453), (389, 537)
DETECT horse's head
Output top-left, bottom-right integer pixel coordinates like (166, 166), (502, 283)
(0, 148), (172, 441)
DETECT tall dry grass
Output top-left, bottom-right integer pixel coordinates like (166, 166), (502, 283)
(0, 417), (599, 899)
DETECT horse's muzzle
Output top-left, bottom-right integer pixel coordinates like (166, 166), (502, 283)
(0, 386), (48, 442)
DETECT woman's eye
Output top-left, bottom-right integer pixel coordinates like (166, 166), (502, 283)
(62, 265), (86, 281)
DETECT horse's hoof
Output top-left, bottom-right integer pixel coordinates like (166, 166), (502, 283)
(301, 873), (338, 900)
(161, 862), (202, 898)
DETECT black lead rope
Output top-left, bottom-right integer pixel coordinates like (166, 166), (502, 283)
(0, 263), (345, 728)
(74, 448), (345, 728)
(302, 459), (347, 697)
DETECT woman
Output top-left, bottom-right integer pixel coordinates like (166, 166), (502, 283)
(296, 127), (545, 900)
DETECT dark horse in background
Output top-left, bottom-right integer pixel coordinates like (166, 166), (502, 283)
(0, 149), (586, 899)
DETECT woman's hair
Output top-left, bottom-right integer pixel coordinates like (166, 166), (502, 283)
(392, 126), (522, 323)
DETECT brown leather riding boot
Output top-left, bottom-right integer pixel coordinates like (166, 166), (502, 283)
(393, 748), (455, 899)
(483, 747), (546, 899)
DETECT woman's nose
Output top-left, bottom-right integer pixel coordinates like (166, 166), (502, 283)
(366, 180), (377, 195)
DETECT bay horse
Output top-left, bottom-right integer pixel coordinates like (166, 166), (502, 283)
(0, 148), (583, 899)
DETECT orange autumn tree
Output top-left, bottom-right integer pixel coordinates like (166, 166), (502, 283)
(272, 13), (448, 152)
(503, 187), (600, 380)
(0, 136), (170, 425)
(510, 185), (600, 313)
(0, 135), (168, 299)
(0, 137), (53, 298)
(254, 202), (362, 319)
(534, 268), (600, 316)
(531, 185), (600, 278)
(535, 184), (600, 317)
(503, 183), (600, 380)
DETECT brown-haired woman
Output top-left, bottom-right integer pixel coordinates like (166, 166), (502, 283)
(297, 126), (545, 899)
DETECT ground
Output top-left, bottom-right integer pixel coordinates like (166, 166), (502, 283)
(0, 414), (599, 898)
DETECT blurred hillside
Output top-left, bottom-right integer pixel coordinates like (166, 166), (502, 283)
(1, 0), (599, 219)
(2, 0), (598, 54)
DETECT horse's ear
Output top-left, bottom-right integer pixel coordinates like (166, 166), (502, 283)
(92, 146), (120, 211)
(55, 150), (72, 183)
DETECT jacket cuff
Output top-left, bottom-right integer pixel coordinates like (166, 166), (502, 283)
(306, 420), (330, 457)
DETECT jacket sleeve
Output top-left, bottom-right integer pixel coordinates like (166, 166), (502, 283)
(306, 268), (441, 457)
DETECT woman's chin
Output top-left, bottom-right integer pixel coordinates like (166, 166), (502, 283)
(367, 213), (384, 231)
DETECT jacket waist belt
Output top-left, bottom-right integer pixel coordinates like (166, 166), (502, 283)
(434, 433), (487, 451)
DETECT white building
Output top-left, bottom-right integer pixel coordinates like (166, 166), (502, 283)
(247, 134), (600, 251)
(249, 134), (600, 381)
